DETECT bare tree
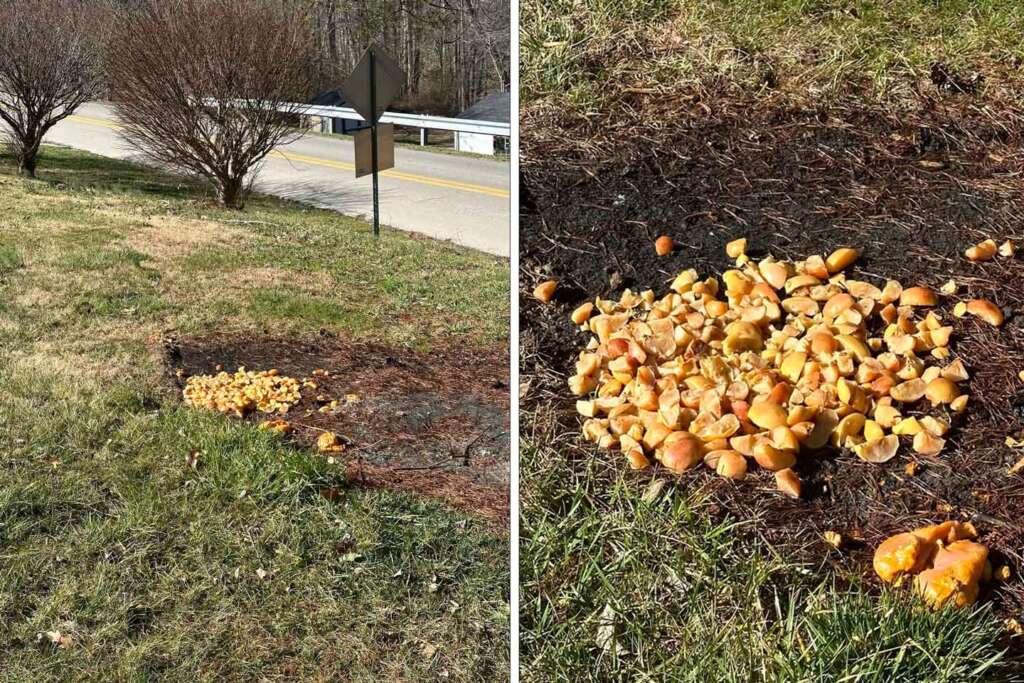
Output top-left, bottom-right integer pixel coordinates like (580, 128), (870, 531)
(0, 0), (109, 177)
(107, 0), (317, 209)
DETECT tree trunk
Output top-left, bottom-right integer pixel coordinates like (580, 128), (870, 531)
(18, 155), (37, 178)
(218, 175), (245, 209)
(326, 0), (339, 66)
(16, 138), (40, 178)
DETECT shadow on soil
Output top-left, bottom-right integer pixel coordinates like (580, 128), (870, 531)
(164, 331), (510, 523)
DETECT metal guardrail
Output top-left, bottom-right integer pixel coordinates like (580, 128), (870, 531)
(285, 102), (510, 137)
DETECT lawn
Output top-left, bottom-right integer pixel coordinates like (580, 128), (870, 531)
(520, 1), (1024, 680)
(0, 145), (510, 682)
(521, 423), (1017, 682)
(522, 0), (1024, 109)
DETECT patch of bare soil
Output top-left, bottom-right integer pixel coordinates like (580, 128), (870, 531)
(163, 333), (509, 523)
(521, 95), (1024, 617)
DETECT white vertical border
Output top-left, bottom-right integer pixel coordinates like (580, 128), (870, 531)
(509, 0), (521, 675)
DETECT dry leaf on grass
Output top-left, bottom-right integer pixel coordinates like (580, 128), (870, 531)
(595, 603), (620, 655)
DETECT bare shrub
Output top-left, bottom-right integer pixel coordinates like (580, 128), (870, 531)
(107, 0), (317, 209)
(0, 0), (110, 177)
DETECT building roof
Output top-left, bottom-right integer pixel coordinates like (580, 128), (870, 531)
(456, 91), (509, 123)
(311, 90), (348, 107)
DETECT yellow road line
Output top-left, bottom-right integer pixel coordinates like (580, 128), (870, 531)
(68, 113), (123, 130)
(66, 114), (509, 199)
(270, 150), (509, 198)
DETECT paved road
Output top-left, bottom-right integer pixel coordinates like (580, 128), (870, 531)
(45, 102), (510, 257)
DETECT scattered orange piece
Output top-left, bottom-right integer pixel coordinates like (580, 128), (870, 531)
(316, 431), (346, 454)
(965, 298), (1004, 327)
(965, 239), (997, 262)
(259, 419), (293, 434)
(874, 522), (989, 608)
(533, 279), (557, 303)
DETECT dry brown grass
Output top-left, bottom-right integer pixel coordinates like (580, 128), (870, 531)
(122, 215), (248, 262)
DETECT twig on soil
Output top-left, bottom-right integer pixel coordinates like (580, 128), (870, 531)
(219, 219), (286, 229)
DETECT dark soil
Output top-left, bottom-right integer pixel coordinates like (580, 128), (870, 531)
(162, 333), (510, 523)
(521, 95), (1024, 617)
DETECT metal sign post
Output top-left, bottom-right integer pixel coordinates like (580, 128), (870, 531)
(341, 45), (405, 239)
(369, 51), (379, 236)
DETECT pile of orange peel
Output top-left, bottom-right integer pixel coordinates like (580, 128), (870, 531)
(184, 367), (351, 456)
(563, 239), (1005, 498)
(874, 521), (993, 608)
(183, 367), (304, 417)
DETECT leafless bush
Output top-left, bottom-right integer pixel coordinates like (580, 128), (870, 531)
(107, 0), (317, 209)
(0, 0), (109, 177)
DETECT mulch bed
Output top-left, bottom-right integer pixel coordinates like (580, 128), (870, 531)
(521, 93), (1024, 617)
(162, 332), (510, 524)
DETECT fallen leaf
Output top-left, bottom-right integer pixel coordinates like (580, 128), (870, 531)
(642, 478), (667, 503)
(319, 486), (343, 501)
(40, 630), (71, 648)
(595, 603), (618, 655)
(1009, 455), (1024, 477)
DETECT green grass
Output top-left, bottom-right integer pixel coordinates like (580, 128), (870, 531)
(0, 146), (509, 682)
(0, 245), (23, 276)
(522, 0), (1024, 108)
(1, 145), (508, 346)
(520, 427), (1017, 681)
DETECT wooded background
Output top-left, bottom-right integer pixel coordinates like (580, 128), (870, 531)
(300, 0), (510, 114)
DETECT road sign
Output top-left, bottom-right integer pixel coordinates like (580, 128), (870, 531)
(341, 46), (404, 125)
(339, 45), (405, 237)
(354, 123), (394, 178)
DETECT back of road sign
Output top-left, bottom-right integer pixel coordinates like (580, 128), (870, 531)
(355, 124), (394, 178)
(342, 46), (404, 125)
